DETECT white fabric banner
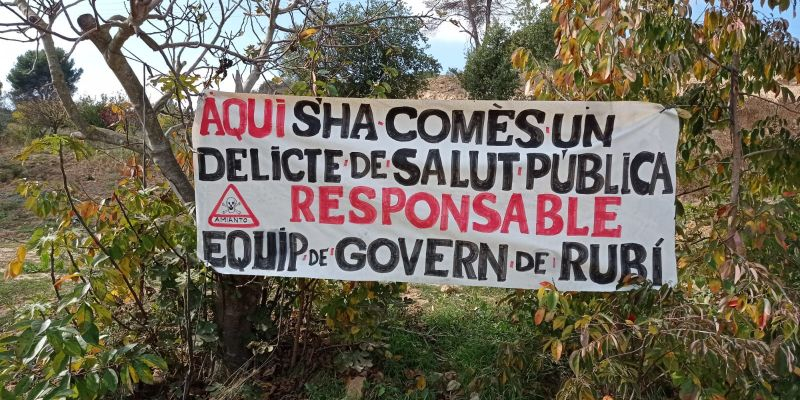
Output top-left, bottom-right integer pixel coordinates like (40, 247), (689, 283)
(192, 90), (679, 291)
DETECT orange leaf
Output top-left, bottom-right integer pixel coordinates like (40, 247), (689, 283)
(728, 297), (739, 308)
(75, 201), (99, 220)
(298, 27), (318, 40)
(415, 375), (426, 390)
(708, 279), (722, 294)
(534, 308), (545, 326)
(54, 273), (81, 289)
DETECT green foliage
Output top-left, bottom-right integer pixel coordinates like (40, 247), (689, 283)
(460, 9), (556, 100)
(320, 281), (406, 340)
(2, 135), (410, 398)
(0, 136), (192, 398)
(460, 25), (520, 100)
(508, 7), (557, 69)
(6, 48), (82, 102)
(506, 1), (800, 398)
(286, 0), (440, 98)
(75, 96), (106, 128)
(0, 286), (168, 399)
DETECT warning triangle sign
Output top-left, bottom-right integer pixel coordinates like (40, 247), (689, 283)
(208, 184), (260, 228)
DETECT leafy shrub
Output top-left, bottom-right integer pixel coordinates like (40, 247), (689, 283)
(76, 96), (106, 127)
(459, 9), (556, 100)
(505, 2), (800, 398)
(459, 25), (520, 100)
(1, 135), (407, 398)
(11, 100), (70, 137)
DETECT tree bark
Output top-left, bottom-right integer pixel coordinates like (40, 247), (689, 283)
(241, 0), (281, 92)
(485, 0), (492, 33)
(215, 275), (261, 371)
(727, 53), (743, 255)
(75, 14), (195, 203)
(465, 0), (482, 48)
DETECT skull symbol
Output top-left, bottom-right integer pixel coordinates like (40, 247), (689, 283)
(223, 197), (240, 214)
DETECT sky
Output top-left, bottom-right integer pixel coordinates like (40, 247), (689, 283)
(0, 1), (799, 99)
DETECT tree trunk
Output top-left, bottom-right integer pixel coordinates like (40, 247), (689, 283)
(727, 52), (745, 256)
(485, 0), (492, 33)
(215, 275), (261, 370)
(465, 0), (482, 48)
(75, 14), (196, 203)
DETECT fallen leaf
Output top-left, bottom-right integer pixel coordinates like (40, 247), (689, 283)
(345, 376), (365, 400)
(415, 375), (426, 390)
(446, 379), (461, 391)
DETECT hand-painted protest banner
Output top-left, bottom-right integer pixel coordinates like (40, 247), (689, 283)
(192, 91), (679, 291)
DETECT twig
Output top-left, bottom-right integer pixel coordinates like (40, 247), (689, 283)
(182, 252), (194, 400)
(741, 93), (800, 115)
(49, 243), (61, 301)
(745, 147), (789, 158)
(677, 184), (711, 197)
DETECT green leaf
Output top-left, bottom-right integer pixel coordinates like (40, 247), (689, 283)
(46, 330), (64, 353)
(120, 364), (133, 392)
(81, 323), (100, 346)
(75, 303), (94, 328)
(91, 253), (109, 267)
(33, 319), (51, 335)
(133, 361), (154, 385)
(138, 353), (168, 371)
(568, 350), (581, 375)
(91, 303), (113, 325)
(25, 381), (49, 400)
(62, 335), (83, 357)
(85, 372), (101, 396)
(102, 369), (119, 392)
(23, 336), (48, 364)
(41, 377), (71, 400)
(543, 291), (558, 310)
(13, 375), (32, 397)
(15, 328), (33, 358)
